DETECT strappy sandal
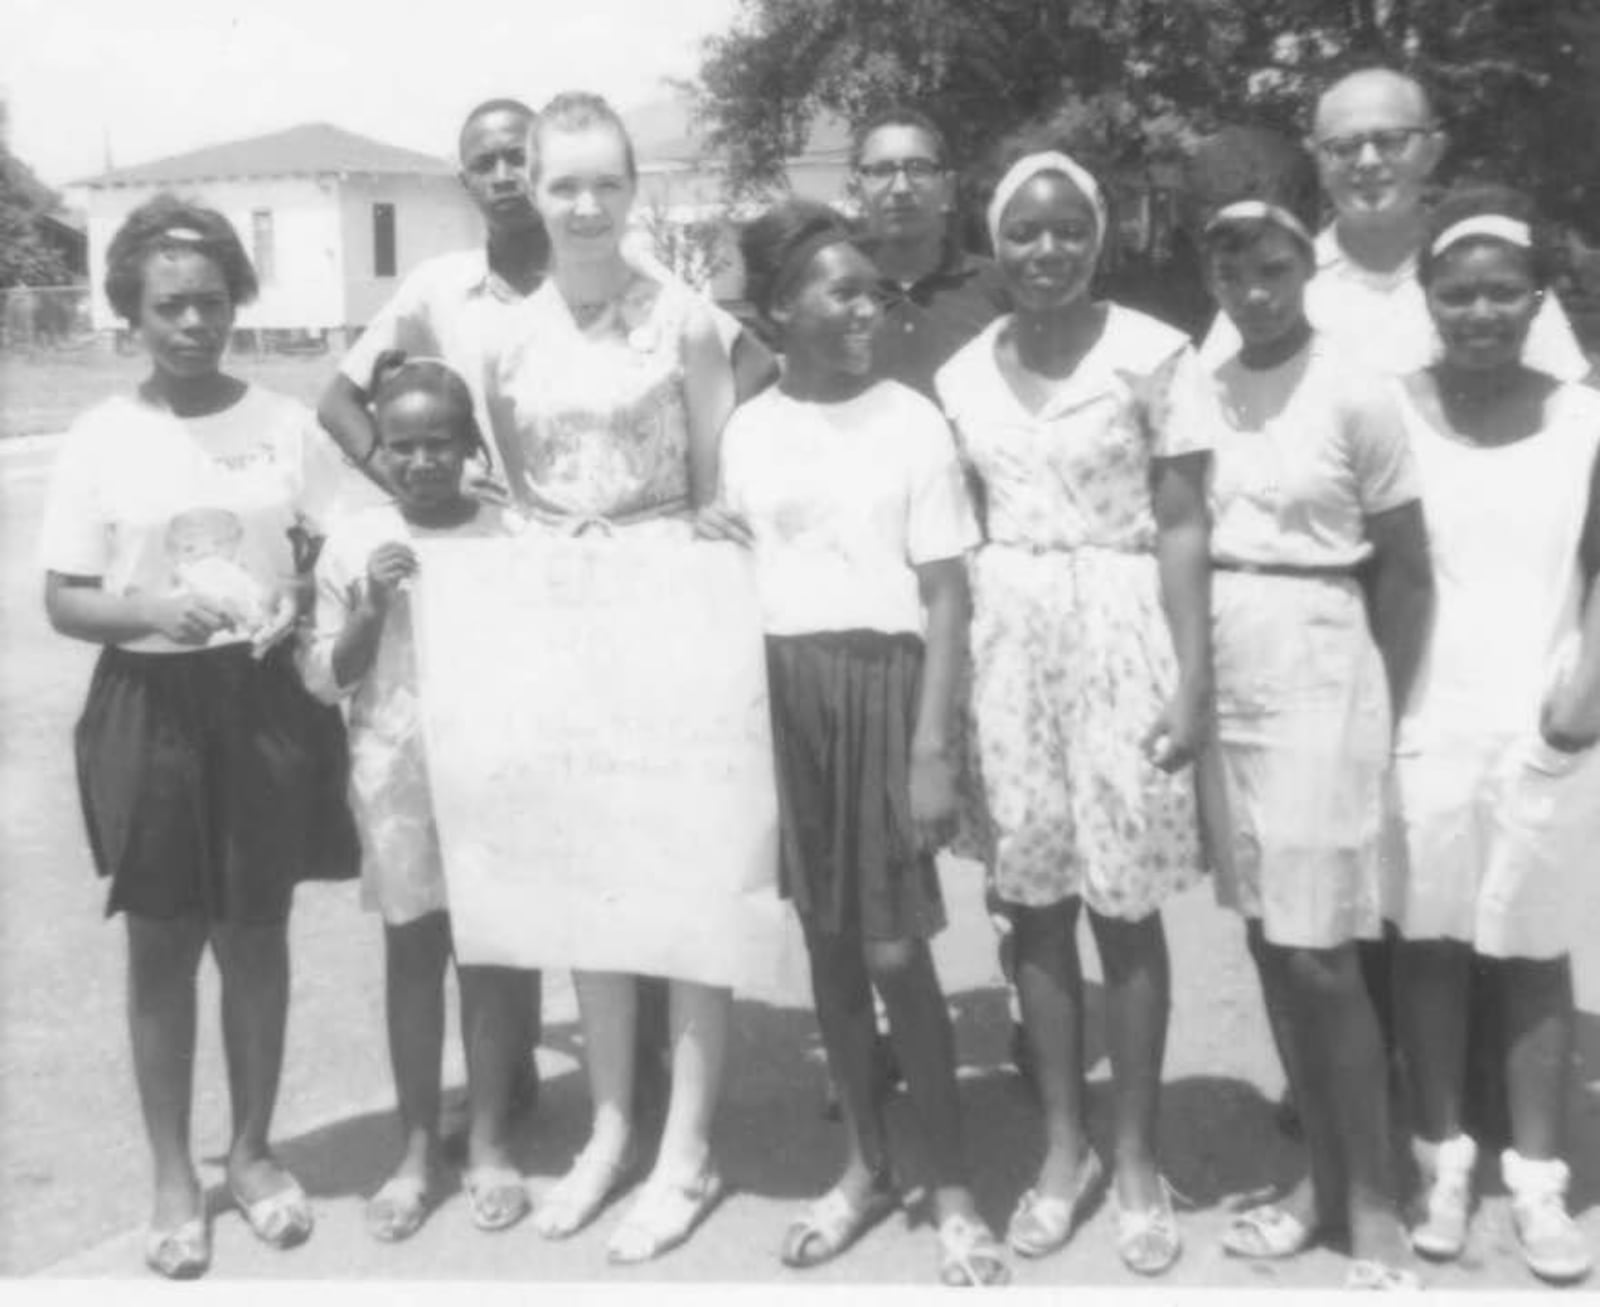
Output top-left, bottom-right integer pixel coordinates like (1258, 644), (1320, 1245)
(606, 1166), (726, 1264)
(1346, 1258), (1423, 1290)
(1220, 1203), (1316, 1260)
(364, 1173), (433, 1243)
(144, 1217), (211, 1280)
(1113, 1177), (1184, 1276)
(462, 1165), (530, 1233)
(780, 1177), (900, 1268)
(228, 1173), (314, 1250)
(1007, 1149), (1105, 1258)
(937, 1212), (1010, 1287)
(533, 1143), (639, 1240)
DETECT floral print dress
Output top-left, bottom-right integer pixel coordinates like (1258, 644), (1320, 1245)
(935, 306), (1207, 918)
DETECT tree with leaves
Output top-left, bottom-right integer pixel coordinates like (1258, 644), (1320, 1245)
(0, 144), (71, 290)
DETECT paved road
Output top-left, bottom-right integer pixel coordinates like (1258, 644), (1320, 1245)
(4, 434), (1599, 1290)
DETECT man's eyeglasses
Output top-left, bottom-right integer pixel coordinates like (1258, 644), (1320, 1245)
(856, 157), (945, 185)
(1315, 127), (1434, 166)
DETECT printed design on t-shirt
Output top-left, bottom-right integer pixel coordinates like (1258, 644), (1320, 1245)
(165, 507), (270, 634)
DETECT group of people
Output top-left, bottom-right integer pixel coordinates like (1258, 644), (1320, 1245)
(37, 62), (1600, 1292)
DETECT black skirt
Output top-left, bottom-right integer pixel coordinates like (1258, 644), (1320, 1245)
(765, 631), (946, 942)
(74, 642), (359, 923)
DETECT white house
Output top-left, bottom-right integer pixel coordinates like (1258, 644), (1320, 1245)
(68, 123), (480, 336)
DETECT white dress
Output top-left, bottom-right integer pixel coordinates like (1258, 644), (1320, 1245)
(1388, 381), (1600, 959)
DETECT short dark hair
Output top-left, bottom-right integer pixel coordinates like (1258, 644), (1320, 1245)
(1418, 184), (1555, 289)
(851, 105), (950, 171)
(457, 97), (536, 158)
(103, 193), (258, 324)
(739, 199), (852, 324)
(534, 90), (636, 182)
(366, 349), (493, 470)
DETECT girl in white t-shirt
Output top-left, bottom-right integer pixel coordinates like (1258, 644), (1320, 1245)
(705, 200), (1003, 1286)
(1387, 187), (1600, 1285)
(1176, 148), (1433, 1289)
(300, 352), (524, 1241)
(38, 195), (359, 1279)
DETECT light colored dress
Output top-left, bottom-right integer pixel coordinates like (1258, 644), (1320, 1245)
(1388, 381), (1600, 960)
(300, 500), (519, 925)
(486, 273), (693, 530)
(935, 305), (1207, 918)
(1176, 334), (1420, 947)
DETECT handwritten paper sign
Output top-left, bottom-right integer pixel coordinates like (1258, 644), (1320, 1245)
(411, 528), (804, 997)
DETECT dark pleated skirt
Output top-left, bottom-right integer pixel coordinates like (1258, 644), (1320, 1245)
(74, 642), (359, 923)
(765, 631), (946, 941)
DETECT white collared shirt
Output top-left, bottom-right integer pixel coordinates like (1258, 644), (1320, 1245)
(1201, 226), (1591, 380)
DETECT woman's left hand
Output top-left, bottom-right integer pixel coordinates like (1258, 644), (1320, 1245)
(693, 504), (754, 547)
(1540, 679), (1600, 753)
(1143, 690), (1208, 773)
(250, 585), (307, 660)
(909, 748), (960, 853)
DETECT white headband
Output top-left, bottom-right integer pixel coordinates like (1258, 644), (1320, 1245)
(1430, 214), (1532, 257)
(987, 151), (1107, 252)
(1204, 200), (1314, 249)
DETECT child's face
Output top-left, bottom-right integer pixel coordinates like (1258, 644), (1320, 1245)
(1205, 228), (1314, 351)
(774, 242), (882, 379)
(375, 391), (471, 513)
(1425, 239), (1540, 373)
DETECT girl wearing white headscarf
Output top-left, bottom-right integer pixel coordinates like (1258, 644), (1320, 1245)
(935, 147), (1212, 1277)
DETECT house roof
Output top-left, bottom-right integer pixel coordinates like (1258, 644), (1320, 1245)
(74, 123), (454, 188)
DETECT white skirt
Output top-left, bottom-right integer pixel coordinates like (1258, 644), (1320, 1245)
(1197, 571), (1391, 948)
(1387, 733), (1600, 959)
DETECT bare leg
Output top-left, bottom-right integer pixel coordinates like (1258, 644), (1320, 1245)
(1087, 908), (1169, 1212)
(652, 979), (730, 1182)
(1499, 955), (1574, 1161)
(1012, 900), (1095, 1201)
(126, 915), (209, 1231)
(1393, 939), (1471, 1143)
(866, 937), (977, 1223)
(458, 965), (529, 1173)
(1283, 944), (1408, 1267)
(381, 912), (452, 1185)
(210, 920), (294, 1203)
(570, 970), (639, 1167)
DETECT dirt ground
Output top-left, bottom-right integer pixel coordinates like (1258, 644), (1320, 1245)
(3, 392), (1600, 1292)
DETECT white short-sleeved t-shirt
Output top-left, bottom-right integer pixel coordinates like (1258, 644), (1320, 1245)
(39, 387), (354, 654)
(720, 380), (980, 636)
(1201, 227), (1591, 381)
(1173, 334), (1421, 569)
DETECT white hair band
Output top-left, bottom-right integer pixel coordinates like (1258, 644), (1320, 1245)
(1204, 200), (1313, 249)
(987, 150), (1107, 252)
(1430, 214), (1532, 257)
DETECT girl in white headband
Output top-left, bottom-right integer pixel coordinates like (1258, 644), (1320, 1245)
(1178, 137), (1432, 1290)
(936, 147), (1213, 1277)
(1387, 185), (1598, 1285)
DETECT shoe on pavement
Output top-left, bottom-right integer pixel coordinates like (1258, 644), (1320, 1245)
(1409, 1133), (1475, 1260)
(1502, 1149), (1592, 1284)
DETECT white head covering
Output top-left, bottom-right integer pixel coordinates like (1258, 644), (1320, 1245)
(1430, 214), (1533, 257)
(986, 151), (1107, 253)
(1203, 199), (1314, 250)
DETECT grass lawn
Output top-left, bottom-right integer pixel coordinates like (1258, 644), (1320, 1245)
(0, 344), (341, 439)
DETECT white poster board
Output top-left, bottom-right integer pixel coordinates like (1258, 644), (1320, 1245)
(411, 528), (804, 998)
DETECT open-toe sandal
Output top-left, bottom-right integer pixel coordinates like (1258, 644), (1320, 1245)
(780, 1178), (899, 1269)
(463, 1165), (530, 1233)
(606, 1167), (726, 1264)
(1221, 1203), (1317, 1260)
(229, 1173), (313, 1250)
(1007, 1150), (1105, 1259)
(365, 1173), (433, 1243)
(937, 1212), (1010, 1287)
(144, 1217), (211, 1280)
(533, 1144), (639, 1240)
(1113, 1178), (1183, 1277)
(1346, 1258), (1423, 1291)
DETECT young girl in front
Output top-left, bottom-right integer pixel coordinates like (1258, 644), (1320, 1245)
(301, 352), (528, 1240)
(1178, 136), (1433, 1289)
(707, 200), (1005, 1286)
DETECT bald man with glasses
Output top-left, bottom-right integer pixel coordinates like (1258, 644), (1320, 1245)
(1202, 67), (1590, 381)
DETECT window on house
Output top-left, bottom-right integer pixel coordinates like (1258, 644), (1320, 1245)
(373, 203), (396, 278)
(251, 209), (274, 284)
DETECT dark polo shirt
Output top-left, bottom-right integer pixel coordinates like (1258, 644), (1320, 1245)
(860, 241), (1009, 401)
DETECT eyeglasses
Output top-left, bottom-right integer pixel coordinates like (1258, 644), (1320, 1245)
(1315, 127), (1434, 166)
(856, 157), (945, 185)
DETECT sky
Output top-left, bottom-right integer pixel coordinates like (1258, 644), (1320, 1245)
(1, 0), (744, 187)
